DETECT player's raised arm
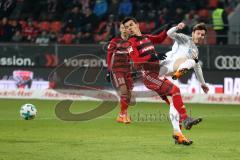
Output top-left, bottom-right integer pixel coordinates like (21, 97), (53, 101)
(145, 30), (168, 45)
(167, 22), (188, 41)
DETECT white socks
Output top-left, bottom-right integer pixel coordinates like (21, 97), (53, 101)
(169, 102), (182, 133)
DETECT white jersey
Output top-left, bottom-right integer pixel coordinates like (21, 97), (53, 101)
(159, 26), (206, 85)
(167, 27), (199, 60)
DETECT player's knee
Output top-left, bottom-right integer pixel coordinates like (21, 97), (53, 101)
(172, 85), (180, 94)
(127, 91), (131, 99)
(119, 85), (128, 94)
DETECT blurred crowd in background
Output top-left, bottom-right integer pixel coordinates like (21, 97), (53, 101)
(0, 0), (239, 44)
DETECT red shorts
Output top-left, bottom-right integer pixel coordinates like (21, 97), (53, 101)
(112, 71), (133, 91)
(142, 71), (174, 96)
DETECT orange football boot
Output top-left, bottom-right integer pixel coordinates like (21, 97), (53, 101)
(172, 68), (189, 80)
(116, 114), (131, 124)
(173, 132), (193, 145)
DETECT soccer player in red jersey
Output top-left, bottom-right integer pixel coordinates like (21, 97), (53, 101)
(123, 17), (202, 145)
(106, 23), (170, 124)
(106, 24), (133, 123)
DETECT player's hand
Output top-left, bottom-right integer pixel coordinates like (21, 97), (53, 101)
(151, 53), (167, 61)
(201, 84), (209, 94)
(156, 52), (167, 60)
(131, 71), (137, 79)
(106, 71), (111, 83)
(177, 22), (185, 30)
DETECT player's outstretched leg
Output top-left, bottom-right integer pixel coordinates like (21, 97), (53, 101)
(167, 82), (203, 130)
(169, 103), (192, 145)
(172, 59), (196, 80)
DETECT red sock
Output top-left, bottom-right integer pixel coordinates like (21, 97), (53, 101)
(170, 86), (188, 121)
(120, 95), (129, 116)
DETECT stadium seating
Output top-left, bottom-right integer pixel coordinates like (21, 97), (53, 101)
(0, 0), (238, 44)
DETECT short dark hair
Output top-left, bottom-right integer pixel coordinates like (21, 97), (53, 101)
(192, 23), (207, 33)
(121, 17), (138, 25)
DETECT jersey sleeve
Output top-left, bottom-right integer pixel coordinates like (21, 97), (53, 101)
(106, 39), (117, 71)
(193, 62), (206, 85)
(167, 27), (178, 39)
(145, 30), (167, 45)
(167, 27), (189, 44)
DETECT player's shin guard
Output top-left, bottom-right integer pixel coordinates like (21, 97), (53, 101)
(171, 86), (188, 122)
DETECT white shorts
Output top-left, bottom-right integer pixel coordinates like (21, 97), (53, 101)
(159, 51), (195, 77)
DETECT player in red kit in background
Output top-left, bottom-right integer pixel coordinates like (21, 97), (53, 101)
(106, 24), (133, 124)
(123, 17), (202, 145)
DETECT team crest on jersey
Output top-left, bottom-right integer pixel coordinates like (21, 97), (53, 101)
(127, 46), (133, 53)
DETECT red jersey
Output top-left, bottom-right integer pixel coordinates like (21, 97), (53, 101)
(106, 37), (131, 73)
(127, 30), (167, 66)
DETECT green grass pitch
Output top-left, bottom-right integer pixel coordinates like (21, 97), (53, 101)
(0, 99), (240, 160)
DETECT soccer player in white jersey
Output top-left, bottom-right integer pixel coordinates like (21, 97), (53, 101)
(159, 22), (209, 142)
(161, 22), (209, 93)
